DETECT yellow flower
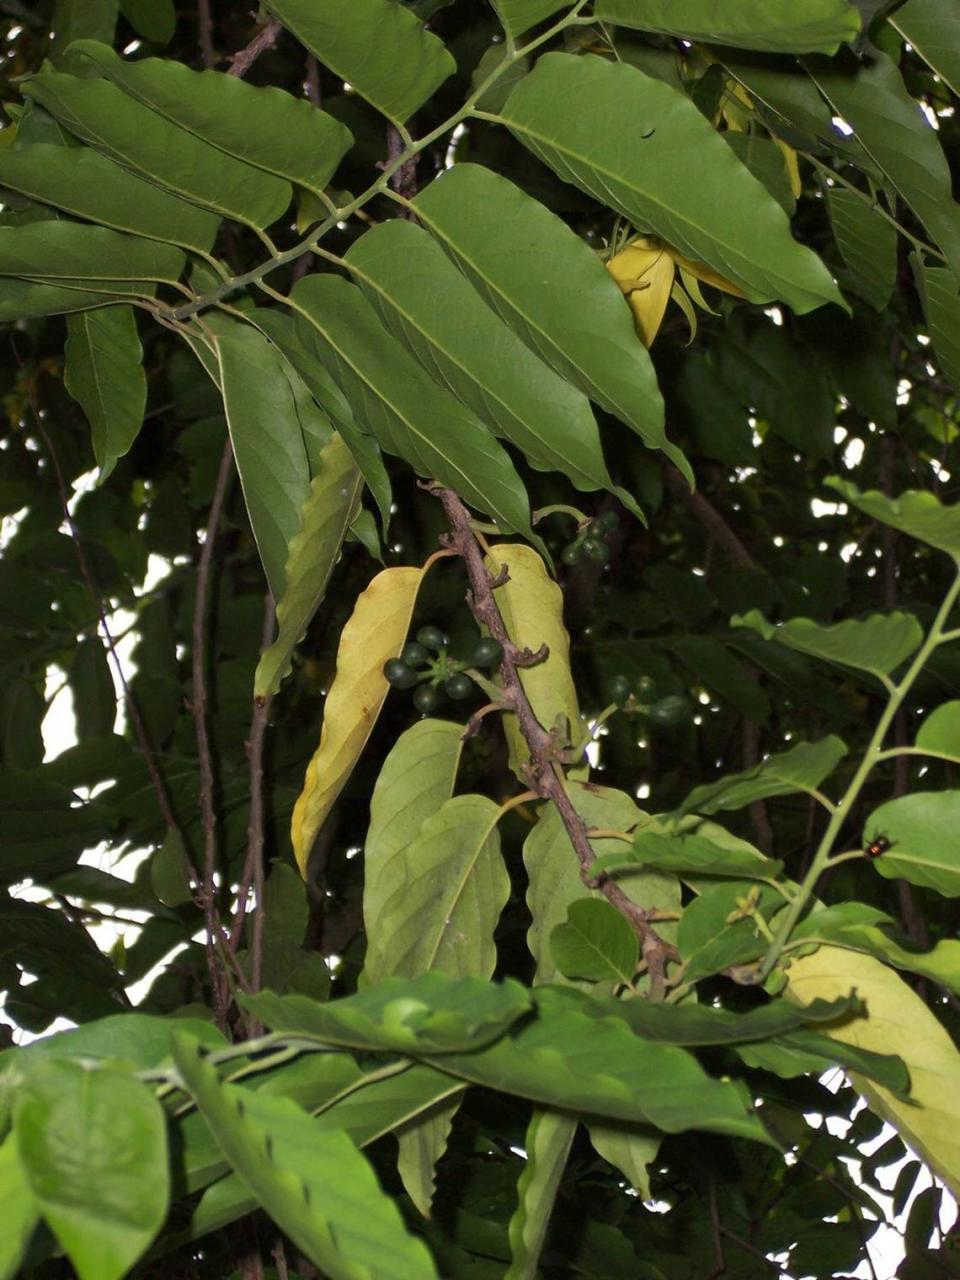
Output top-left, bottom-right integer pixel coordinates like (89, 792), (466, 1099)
(605, 236), (744, 346)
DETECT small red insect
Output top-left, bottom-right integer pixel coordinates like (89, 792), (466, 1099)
(864, 834), (891, 859)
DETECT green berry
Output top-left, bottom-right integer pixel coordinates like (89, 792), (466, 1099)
(384, 658), (418, 690)
(606, 674), (631, 705)
(416, 625), (448, 651)
(401, 641), (429, 668)
(647, 695), (691, 727)
(472, 637), (503, 667)
(635, 675), (656, 699)
(561, 542), (582, 566)
(598, 511), (620, 533)
(413, 684), (441, 713)
(584, 538), (611, 566)
(444, 673), (473, 701)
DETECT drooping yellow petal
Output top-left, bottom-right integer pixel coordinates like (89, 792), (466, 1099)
(774, 137), (803, 199)
(669, 248), (747, 299)
(291, 565), (426, 873)
(605, 239), (675, 346)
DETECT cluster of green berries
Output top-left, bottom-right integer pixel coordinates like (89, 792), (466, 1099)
(384, 626), (503, 714)
(561, 511), (619, 567)
(605, 674), (692, 727)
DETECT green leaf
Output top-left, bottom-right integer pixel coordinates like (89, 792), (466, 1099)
(891, 0), (960, 95)
(672, 635), (771, 721)
(490, 0), (569, 37)
(242, 973), (534, 1055)
(262, 0), (455, 126)
(5, 1011), (226, 1072)
(363, 719), (465, 982)
(366, 794), (510, 982)
(21, 68), (290, 229)
(524, 783), (678, 984)
(184, 1064), (465, 1240)
(171, 1035), (439, 1280)
(254, 433), (362, 698)
(413, 163), (685, 477)
(0, 221), (184, 286)
(14, 1061), (168, 1280)
(68, 41), (353, 199)
(150, 825), (193, 908)
(290, 274), (534, 537)
(792, 903), (960, 996)
(50, 0), (117, 61)
(550, 898), (639, 985)
(917, 701), (960, 761)
(212, 317), (327, 600)
(343, 219), (639, 511)
(806, 50), (960, 279)
(0, 145), (220, 253)
(496, 54), (843, 313)
(64, 305), (146, 481)
(826, 187), (897, 311)
(678, 736), (847, 817)
(68, 636), (116, 741)
(735, 1028), (909, 1093)
(487, 543), (584, 782)
(732, 608), (923, 680)
(593, 827), (783, 880)
(677, 881), (784, 981)
(505, 1110), (576, 1280)
(586, 1123), (658, 1199)
(396, 1097), (459, 1219)
(0, 1137), (39, 1280)
(118, 0), (176, 43)
(436, 987), (770, 1141)
(913, 259), (960, 394)
(0, 769), (110, 882)
(252, 306), (394, 532)
(591, 987), (859, 1044)
(826, 477), (960, 560)
(0, 278), (113, 321)
(595, 0), (860, 53)
(864, 791), (960, 895)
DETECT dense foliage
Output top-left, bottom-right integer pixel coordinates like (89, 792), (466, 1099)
(1, 1), (960, 1277)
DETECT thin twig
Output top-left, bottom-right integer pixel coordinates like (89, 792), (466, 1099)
(227, 17), (282, 78)
(197, 0), (216, 68)
(434, 486), (676, 996)
(304, 53), (321, 106)
(663, 464), (758, 571)
(243, 595), (276, 1031)
(192, 438), (234, 1030)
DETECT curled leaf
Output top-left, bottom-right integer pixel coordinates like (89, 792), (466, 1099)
(291, 565), (427, 872)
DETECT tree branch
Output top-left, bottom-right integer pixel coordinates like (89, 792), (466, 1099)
(192, 438), (234, 1030)
(227, 17), (282, 78)
(434, 486), (676, 997)
(663, 464), (758, 571)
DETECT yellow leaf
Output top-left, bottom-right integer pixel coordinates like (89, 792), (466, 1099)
(605, 239), (675, 347)
(291, 565), (425, 873)
(787, 945), (960, 1198)
(485, 544), (584, 781)
(774, 137), (803, 199)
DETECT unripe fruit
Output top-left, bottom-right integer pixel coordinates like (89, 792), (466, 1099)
(444, 673), (473, 701)
(416, 625), (448, 651)
(401, 641), (429, 668)
(384, 658), (418, 690)
(413, 684), (441, 713)
(472, 637), (503, 667)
